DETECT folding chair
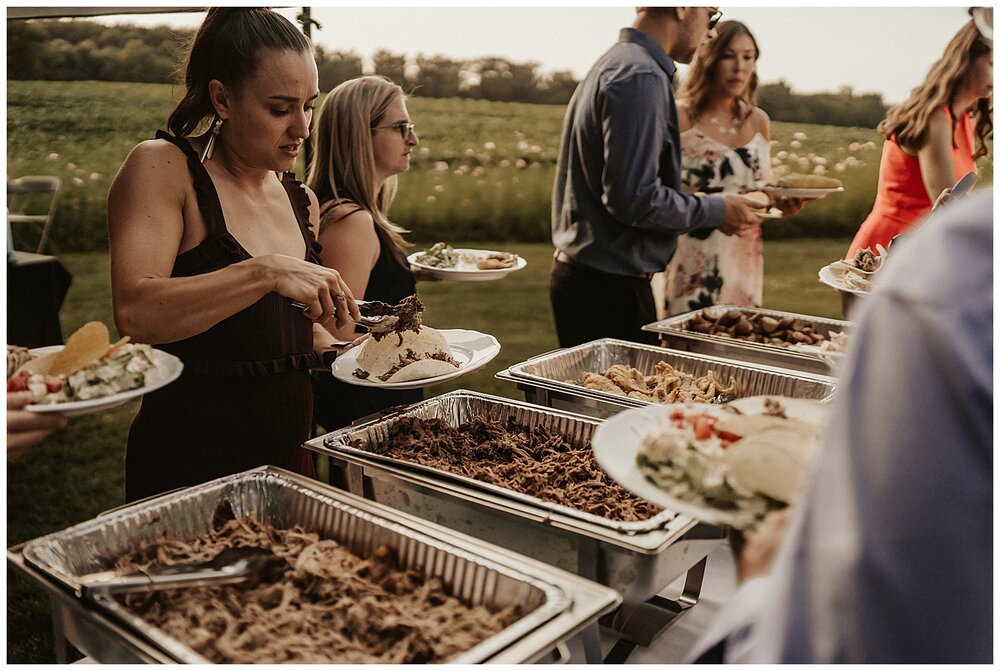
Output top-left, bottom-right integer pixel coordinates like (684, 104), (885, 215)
(8, 175), (61, 254)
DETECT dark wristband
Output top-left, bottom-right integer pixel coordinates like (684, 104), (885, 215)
(321, 349), (338, 368)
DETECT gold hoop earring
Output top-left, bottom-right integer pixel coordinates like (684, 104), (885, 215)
(200, 117), (224, 163)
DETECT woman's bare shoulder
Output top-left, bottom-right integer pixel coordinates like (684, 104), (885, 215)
(319, 202), (374, 236)
(116, 138), (192, 182)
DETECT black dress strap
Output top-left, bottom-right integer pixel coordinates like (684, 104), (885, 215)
(154, 130), (229, 239)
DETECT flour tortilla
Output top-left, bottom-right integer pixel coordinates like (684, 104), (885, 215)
(385, 358), (459, 383)
(724, 427), (818, 503)
(354, 327), (454, 380)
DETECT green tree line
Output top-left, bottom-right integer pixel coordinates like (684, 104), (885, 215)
(8, 19), (889, 125)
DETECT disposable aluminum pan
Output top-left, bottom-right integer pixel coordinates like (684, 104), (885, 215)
(497, 338), (837, 419)
(642, 305), (852, 375)
(306, 391), (724, 604)
(15, 467), (616, 664)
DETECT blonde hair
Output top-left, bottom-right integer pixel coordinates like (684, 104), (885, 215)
(306, 75), (411, 250)
(680, 21), (760, 128)
(879, 20), (992, 159)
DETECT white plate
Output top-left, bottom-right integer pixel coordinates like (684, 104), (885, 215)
(818, 263), (870, 297)
(407, 248), (527, 282)
(25, 346), (184, 417)
(592, 398), (828, 527)
(763, 186), (844, 200)
(331, 328), (501, 390)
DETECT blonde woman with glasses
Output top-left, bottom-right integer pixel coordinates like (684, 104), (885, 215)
(306, 75), (428, 430)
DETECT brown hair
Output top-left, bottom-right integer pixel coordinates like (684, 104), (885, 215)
(680, 21), (760, 129)
(167, 8), (312, 137)
(306, 75), (411, 251)
(879, 20), (993, 159)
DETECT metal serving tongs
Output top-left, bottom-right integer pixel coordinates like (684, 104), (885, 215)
(290, 299), (399, 333)
(78, 546), (282, 598)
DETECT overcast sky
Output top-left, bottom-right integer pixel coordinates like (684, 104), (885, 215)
(89, 3), (978, 104)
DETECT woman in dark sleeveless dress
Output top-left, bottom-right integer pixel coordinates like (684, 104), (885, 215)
(107, 9), (360, 502)
(306, 76), (433, 430)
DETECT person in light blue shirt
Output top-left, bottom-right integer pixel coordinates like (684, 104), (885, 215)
(689, 190), (993, 663)
(550, 7), (765, 347)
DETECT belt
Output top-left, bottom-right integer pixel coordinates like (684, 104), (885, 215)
(553, 249), (654, 281)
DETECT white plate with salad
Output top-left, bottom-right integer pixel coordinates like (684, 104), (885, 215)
(407, 243), (526, 281)
(17, 345), (183, 416)
(592, 396), (828, 529)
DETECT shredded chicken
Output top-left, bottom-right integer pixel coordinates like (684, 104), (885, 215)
(112, 507), (518, 663)
(574, 362), (739, 404)
(359, 415), (662, 522)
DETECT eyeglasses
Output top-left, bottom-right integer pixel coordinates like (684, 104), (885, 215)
(372, 121), (415, 140)
(707, 8), (723, 30)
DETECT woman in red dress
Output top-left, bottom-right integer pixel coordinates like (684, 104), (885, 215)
(848, 19), (992, 257)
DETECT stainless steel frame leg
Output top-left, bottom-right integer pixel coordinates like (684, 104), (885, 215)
(50, 597), (72, 664)
(598, 555), (709, 663)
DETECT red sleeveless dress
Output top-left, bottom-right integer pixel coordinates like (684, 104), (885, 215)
(125, 131), (321, 502)
(848, 107), (975, 257)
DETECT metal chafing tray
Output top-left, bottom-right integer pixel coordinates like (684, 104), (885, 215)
(496, 338), (837, 419)
(642, 305), (852, 375)
(8, 466), (620, 664)
(305, 391), (723, 605)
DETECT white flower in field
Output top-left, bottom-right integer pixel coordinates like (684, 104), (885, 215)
(793, 132), (807, 141)
(813, 156), (828, 166)
(433, 161), (449, 171)
(863, 141), (877, 150)
(770, 140), (779, 146)
(89, 172), (101, 180)
(790, 140), (802, 149)
(472, 166), (485, 177)
(812, 165), (827, 175)
(529, 162), (541, 169)
(47, 152), (60, 161)
(515, 159), (527, 169)
(464, 148), (475, 157)
(797, 157), (810, 168)
(72, 176), (84, 186)
(835, 162), (847, 172)
(426, 195), (436, 203)
(516, 140), (529, 151)
(67, 162), (76, 171)
(776, 150), (788, 160)
(516, 192), (525, 200)
(529, 144), (542, 154)
(484, 141), (496, 151)
(434, 184), (445, 192)
(787, 152), (798, 161)
(848, 142), (861, 152)
(499, 159), (511, 168)
(419, 147), (430, 156)
(773, 165), (789, 176)
(454, 165), (470, 175)
(771, 157), (782, 166)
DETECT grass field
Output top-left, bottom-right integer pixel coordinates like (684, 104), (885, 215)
(18, 79), (993, 254)
(7, 238), (849, 663)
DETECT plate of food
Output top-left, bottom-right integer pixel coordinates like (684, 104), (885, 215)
(7, 322), (183, 416)
(818, 244), (886, 296)
(763, 173), (844, 199)
(408, 242), (526, 281)
(332, 328), (501, 390)
(592, 396), (829, 529)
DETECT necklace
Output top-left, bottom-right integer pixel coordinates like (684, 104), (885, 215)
(708, 115), (740, 136)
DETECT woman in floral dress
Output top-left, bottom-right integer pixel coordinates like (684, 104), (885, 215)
(654, 21), (801, 318)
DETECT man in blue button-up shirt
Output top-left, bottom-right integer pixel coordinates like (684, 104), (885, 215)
(550, 7), (764, 347)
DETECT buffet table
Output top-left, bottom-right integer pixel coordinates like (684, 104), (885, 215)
(7, 250), (72, 347)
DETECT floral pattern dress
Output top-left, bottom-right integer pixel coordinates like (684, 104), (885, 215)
(653, 129), (772, 318)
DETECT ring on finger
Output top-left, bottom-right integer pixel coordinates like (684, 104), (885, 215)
(334, 293), (346, 301)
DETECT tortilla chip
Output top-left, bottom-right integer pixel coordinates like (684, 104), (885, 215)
(49, 322), (111, 376)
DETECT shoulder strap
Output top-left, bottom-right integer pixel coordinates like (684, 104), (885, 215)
(154, 130), (228, 238)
